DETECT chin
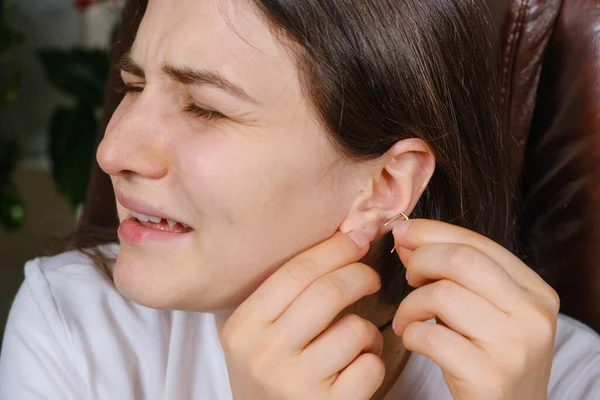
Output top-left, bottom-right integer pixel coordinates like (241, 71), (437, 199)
(112, 245), (238, 312)
(112, 255), (175, 310)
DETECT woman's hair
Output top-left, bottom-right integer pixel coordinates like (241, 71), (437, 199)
(68, 0), (515, 312)
(249, 0), (515, 305)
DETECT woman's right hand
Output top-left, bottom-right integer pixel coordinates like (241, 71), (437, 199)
(220, 231), (385, 400)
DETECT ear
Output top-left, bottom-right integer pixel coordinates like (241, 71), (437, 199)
(339, 138), (435, 241)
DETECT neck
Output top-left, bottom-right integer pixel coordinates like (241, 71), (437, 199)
(342, 239), (411, 399)
(214, 239), (411, 399)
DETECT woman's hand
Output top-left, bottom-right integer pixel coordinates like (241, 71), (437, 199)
(220, 232), (385, 400)
(392, 219), (560, 400)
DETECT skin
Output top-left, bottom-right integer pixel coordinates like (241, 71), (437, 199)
(97, 0), (431, 313)
(222, 223), (559, 399)
(392, 220), (559, 399)
(97, 0), (559, 398)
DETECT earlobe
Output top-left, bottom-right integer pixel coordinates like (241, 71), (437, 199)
(339, 138), (435, 241)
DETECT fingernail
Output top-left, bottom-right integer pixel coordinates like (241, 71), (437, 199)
(392, 314), (398, 332)
(392, 220), (411, 238)
(346, 230), (370, 248)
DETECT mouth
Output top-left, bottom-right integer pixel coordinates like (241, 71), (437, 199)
(128, 211), (194, 234)
(118, 212), (195, 244)
(114, 192), (196, 244)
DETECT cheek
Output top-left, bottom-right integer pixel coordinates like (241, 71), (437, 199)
(175, 126), (353, 237)
(179, 134), (342, 218)
(166, 128), (354, 308)
(174, 135), (247, 224)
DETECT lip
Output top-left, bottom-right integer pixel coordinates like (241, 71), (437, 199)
(118, 218), (194, 244)
(115, 192), (194, 245)
(115, 192), (188, 225)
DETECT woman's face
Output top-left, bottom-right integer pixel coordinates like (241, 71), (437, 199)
(97, 0), (368, 311)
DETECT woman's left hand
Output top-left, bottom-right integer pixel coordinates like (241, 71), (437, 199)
(391, 219), (560, 400)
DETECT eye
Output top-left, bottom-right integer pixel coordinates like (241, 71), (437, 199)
(183, 103), (224, 121)
(115, 83), (143, 95)
(115, 83), (224, 121)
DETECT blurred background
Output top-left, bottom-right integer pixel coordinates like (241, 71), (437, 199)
(0, 0), (124, 346)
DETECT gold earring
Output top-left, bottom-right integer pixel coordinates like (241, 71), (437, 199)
(384, 211), (409, 254)
(384, 211), (409, 227)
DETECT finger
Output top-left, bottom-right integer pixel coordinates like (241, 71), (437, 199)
(393, 219), (549, 295)
(329, 352), (385, 400)
(402, 321), (487, 381)
(401, 243), (527, 313)
(273, 262), (381, 349)
(237, 231), (370, 324)
(300, 314), (383, 379)
(393, 279), (507, 344)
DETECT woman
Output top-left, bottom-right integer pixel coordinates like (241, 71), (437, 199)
(2, 0), (600, 399)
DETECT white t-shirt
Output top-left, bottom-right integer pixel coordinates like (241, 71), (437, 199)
(1, 246), (600, 400)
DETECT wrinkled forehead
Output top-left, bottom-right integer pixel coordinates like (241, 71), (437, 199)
(131, 0), (301, 103)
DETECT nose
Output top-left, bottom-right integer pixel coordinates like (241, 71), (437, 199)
(97, 96), (169, 180)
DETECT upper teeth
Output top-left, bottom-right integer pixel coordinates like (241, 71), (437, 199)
(130, 211), (160, 223)
(129, 211), (191, 229)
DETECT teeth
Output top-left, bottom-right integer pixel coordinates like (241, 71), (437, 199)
(130, 211), (153, 222)
(130, 211), (162, 224)
(130, 210), (190, 229)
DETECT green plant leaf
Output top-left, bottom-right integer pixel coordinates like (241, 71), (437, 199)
(48, 102), (97, 209)
(37, 48), (109, 106)
(0, 63), (20, 105)
(0, 183), (24, 231)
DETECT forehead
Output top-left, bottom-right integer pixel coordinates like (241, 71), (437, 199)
(132, 0), (300, 102)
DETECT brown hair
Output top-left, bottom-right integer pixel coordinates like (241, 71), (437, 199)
(249, 0), (515, 310)
(71, 0), (515, 330)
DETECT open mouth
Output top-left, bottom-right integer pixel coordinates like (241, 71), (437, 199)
(129, 211), (194, 234)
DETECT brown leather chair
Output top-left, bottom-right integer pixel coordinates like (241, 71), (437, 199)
(79, 0), (600, 333)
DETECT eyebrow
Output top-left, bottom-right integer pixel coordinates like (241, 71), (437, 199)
(117, 52), (259, 105)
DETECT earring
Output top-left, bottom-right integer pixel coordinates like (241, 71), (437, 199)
(384, 211), (409, 227)
(384, 211), (409, 254)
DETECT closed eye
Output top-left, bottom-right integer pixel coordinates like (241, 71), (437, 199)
(115, 84), (225, 121)
(115, 83), (143, 94)
(183, 103), (224, 120)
